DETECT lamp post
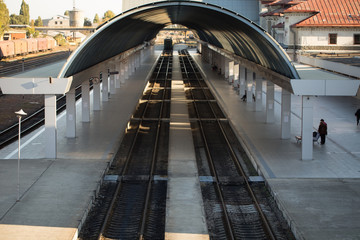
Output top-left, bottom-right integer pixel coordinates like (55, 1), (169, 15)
(15, 109), (27, 202)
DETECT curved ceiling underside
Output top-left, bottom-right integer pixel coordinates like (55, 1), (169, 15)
(59, 1), (299, 79)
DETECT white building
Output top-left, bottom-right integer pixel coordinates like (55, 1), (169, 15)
(43, 15), (70, 28)
(260, 0), (360, 58)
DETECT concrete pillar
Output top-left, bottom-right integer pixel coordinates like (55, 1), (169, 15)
(81, 80), (90, 122)
(115, 63), (121, 88)
(93, 78), (101, 111)
(233, 63), (239, 89)
(239, 66), (246, 98)
(137, 51), (141, 68)
(44, 94), (57, 159)
(124, 59), (129, 80)
(110, 67), (116, 95)
(301, 95), (314, 160)
(102, 70), (109, 102)
(246, 70), (254, 103)
(224, 58), (230, 80)
(130, 54), (135, 74)
(228, 61), (234, 84)
(120, 61), (126, 84)
(255, 76), (263, 111)
(266, 81), (275, 123)
(281, 89), (291, 139)
(66, 88), (76, 138)
(221, 55), (225, 75)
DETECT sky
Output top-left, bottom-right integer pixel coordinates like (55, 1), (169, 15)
(4, 0), (123, 20)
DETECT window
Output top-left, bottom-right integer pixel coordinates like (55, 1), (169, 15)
(60, 21), (63, 24)
(329, 33), (337, 44)
(354, 34), (360, 45)
(55, 21), (58, 24)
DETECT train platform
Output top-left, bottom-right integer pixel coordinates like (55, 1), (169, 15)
(0, 48), (160, 239)
(192, 53), (360, 240)
(165, 52), (208, 239)
(0, 47), (359, 240)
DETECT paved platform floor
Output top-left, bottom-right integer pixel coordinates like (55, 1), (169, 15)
(165, 52), (208, 239)
(192, 53), (360, 240)
(0, 47), (359, 239)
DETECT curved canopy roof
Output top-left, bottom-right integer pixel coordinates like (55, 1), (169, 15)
(59, 1), (299, 80)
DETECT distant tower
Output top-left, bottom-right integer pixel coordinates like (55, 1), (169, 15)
(69, 0), (84, 27)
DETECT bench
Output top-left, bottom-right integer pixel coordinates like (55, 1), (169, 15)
(295, 133), (320, 144)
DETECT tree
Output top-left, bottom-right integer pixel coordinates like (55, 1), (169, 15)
(64, 10), (69, 16)
(9, 14), (23, 24)
(54, 33), (66, 46)
(26, 26), (38, 38)
(84, 18), (92, 26)
(93, 14), (99, 24)
(103, 10), (115, 22)
(19, 0), (29, 25)
(0, 0), (9, 37)
(34, 16), (43, 26)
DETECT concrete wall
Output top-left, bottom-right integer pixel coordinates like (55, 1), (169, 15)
(297, 27), (360, 47)
(298, 55), (360, 98)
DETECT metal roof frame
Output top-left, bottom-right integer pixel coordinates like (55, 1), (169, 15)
(59, 1), (299, 86)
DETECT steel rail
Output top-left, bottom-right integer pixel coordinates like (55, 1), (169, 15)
(182, 49), (276, 240)
(0, 51), (70, 76)
(138, 52), (171, 240)
(179, 50), (236, 240)
(99, 52), (170, 240)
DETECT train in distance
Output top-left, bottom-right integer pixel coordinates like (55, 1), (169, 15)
(0, 37), (56, 59)
(164, 38), (173, 51)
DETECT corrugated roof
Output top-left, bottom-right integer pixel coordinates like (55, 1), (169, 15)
(287, 0), (360, 27)
(59, 1), (299, 81)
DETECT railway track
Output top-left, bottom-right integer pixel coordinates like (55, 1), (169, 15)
(0, 51), (71, 77)
(80, 51), (172, 240)
(179, 49), (294, 239)
(77, 49), (294, 240)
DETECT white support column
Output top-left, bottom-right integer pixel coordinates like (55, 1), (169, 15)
(281, 89), (291, 139)
(81, 80), (90, 122)
(93, 79), (101, 111)
(255, 76), (263, 111)
(110, 66), (116, 95)
(102, 70), (109, 102)
(246, 70), (254, 103)
(120, 61), (126, 84)
(224, 58), (229, 80)
(115, 63), (121, 88)
(124, 59), (129, 80)
(233, 63), (239, 89)
(228, 61), (234, 84)
(44, 94), (57, 159)
(221, 55), (225, 75)
(266, 81), (275, 123)
(301, 95), (314, 160)
(136, 51), (141, 68)
(239, 66), (246, 98)
(130, 54), (135, 74)
(66, 88), (76, 138)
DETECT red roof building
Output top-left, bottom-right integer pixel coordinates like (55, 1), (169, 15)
(260, 0), (360, 58)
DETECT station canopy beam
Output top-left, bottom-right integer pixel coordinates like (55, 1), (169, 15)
(58, 1), (300, 92)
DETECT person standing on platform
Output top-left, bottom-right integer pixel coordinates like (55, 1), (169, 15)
(355, 109), (360, 126)
(318, 119), (327, 145)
